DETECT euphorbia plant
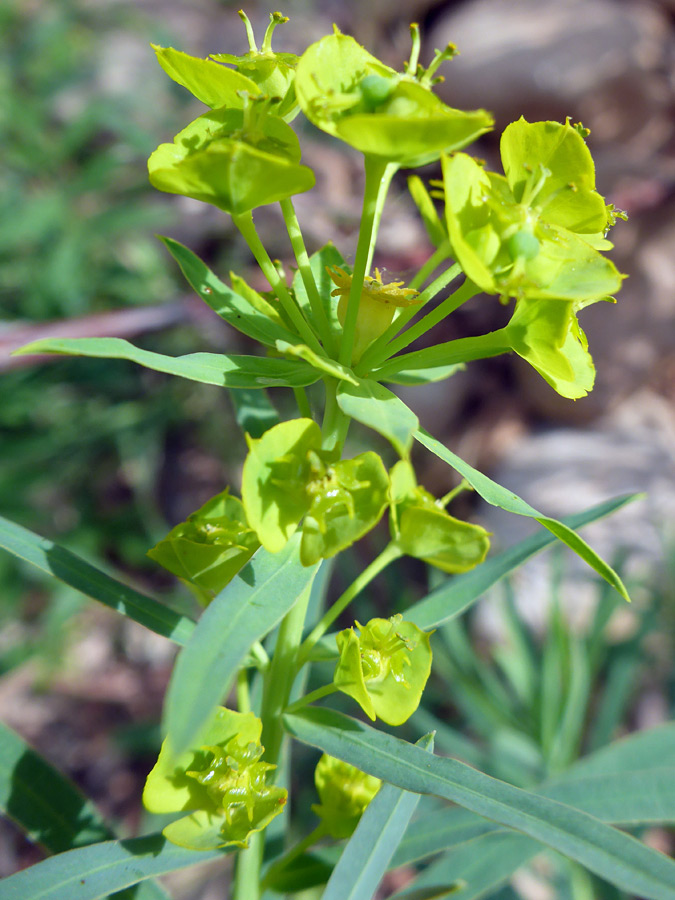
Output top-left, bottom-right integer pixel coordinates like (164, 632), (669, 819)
(2, 10), (675, 900)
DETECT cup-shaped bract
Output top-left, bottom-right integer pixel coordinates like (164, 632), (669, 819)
(505, 295), (600, 399)
(143, 707), (286, 850)
(389, 461), (490, 573)
(311, 754), (381, 839)
(334, 614), (433, 726)
(301, 451), (390, 565)
(147, 491), (260, 605)
(329, 265), (423, 363)
(295, 31), (493, 166)
(242, 417), (321, 553)
(148, 105), (315, 215)
(442, 118), (624, 303)
(153, 45), (262, 109)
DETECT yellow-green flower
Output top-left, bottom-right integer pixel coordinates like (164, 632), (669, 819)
(328, 265), (422, 362)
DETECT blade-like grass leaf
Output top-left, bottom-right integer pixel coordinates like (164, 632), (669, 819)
(283, 708), (675, 900)
(15, 337), (319, 389)
(165, 536), (319, 756)
(404, 494), (637, 631)
(0, 834), (226, 900)
(322, 734), (433, 900)
(0, 515), (195, 646)
(414, 428), (632, 602)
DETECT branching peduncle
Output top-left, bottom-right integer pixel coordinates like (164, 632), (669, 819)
(232, 211), (324, 354)
(407, 242), (452, 292)
(338, 156), (390, 367)
(280, 197), (335, 353)
(355, 262), (461, 373)
(365, 162), (400, 275)
(296, 542), (402, 669)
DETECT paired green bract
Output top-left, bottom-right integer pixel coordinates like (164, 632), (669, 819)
(334, 615), (433, 725)
(311, 754), (381, 839)
(241, 418), (389, 565)
(295, 30), (493, 166)
(147, 491), (260, 606)
(389, 461), (491, 573)
(143, 707), (286, 850)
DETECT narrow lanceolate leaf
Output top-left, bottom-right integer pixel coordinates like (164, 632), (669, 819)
(0, 834), (226, 900)
(0, 515), (195, 646)
(283, 708), (675, 900)
(14, 338), (321, 389)
(165, 536), (319, 757)
(568, 721), (675, 777)
(276, 340), (358, 384)
(0, 721), (113, 853)
(337, 379), (419, 457)
(390, 831), (534, 900)
(0, 724), (170, 900)
(403, 494), (637, 631)
(160, 236), (301, 347)
(542, 769), (675, 824)
(414, 428), (632, 602)
(322, 734), (434, 900)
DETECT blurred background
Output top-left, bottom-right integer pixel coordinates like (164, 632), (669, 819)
(1, 0), (674, 895)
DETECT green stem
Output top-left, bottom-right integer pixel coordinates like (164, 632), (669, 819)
(293, 386), (312, 419)
(407, 242), (452, 291)
(365, 162), (399, 275)
(285, 682), (339, 714)
(260, 579), (315, 768)
(371, 327), (511, 381)
(338, 156), (389, 367)
(232, 831), (263, 900)
(321, 377), (350, 456)
(355, 263), (460, 373)
(380, 275), (478, 361)
(261, 824), (327, 891)
(439, 479), (471, 508)
(280, 197), (334, 353)
(237, 668), (251, 714)
(297, 542), (402, 668)
(232, 211), (324, 354)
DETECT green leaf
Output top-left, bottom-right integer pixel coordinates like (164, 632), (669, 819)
(392, 831), (533, 900)
(153, 45), (260, 108)
(391, 807), (494, 868)
(0, 514), (195, 646)
(275, 340), (358, 385)
(164, 536), (319, 757)
(321, 734), (433, 900)
(0, 721), (113, 853)
(160, 236), (301, 347)
(403, 494), (637, 631)
(283, 708), (675, 899)
(385, 363), (464, 386)
(408, 175), (447, 247)
(0, 834), (227, 900)
(414, 428), (631, 602)
(13, 337), (321, 390)
(543, 769), (675, 825)
(231, 388), (280, 438)
(568, 722), (675, 777)
(337, 379), (418, 457)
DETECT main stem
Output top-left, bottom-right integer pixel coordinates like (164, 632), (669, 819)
(232, 211), (324, 355)
(338, 156), (389, 367)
